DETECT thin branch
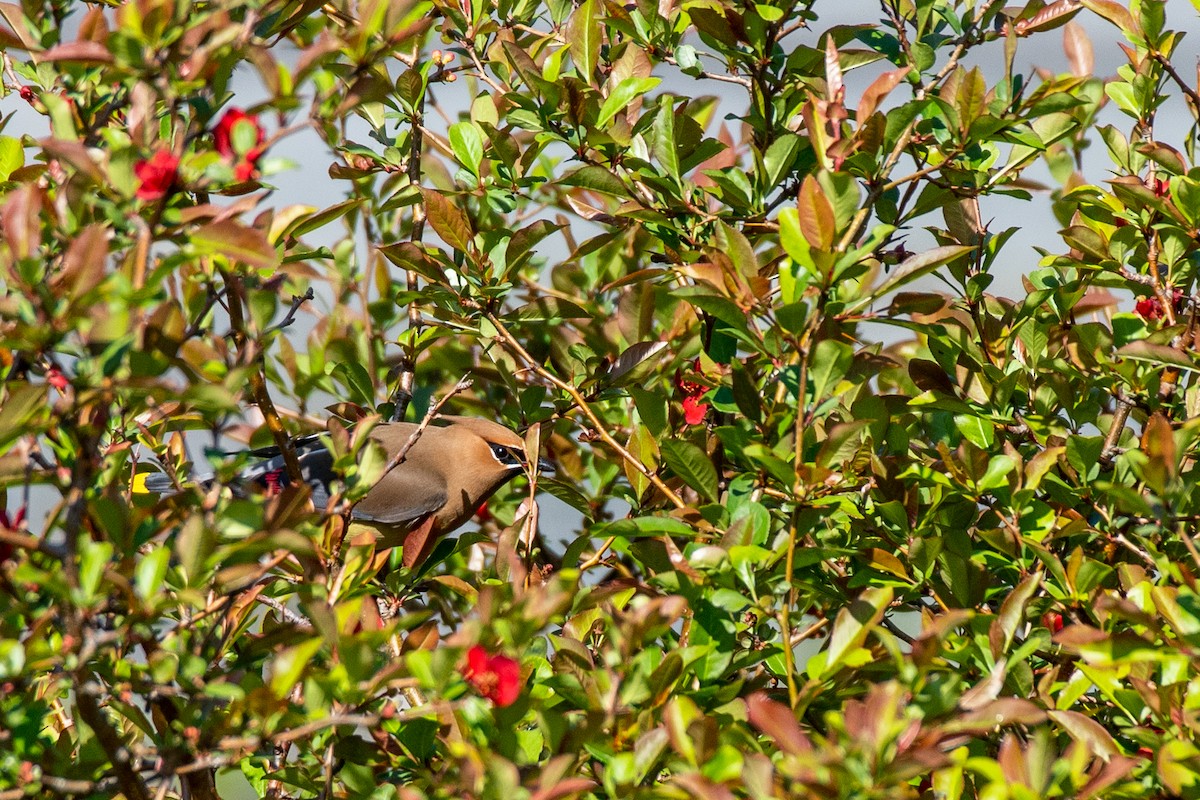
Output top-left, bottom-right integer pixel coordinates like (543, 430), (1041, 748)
(0, 526), (65, 559)
(578, 536), (617, 571)
(662, 54), (752, 87)
(481, 310), (687, 510)
(265, 287), (315, 335)
(1152, 52), (1200, 118)
(74, 681), (152, 800)
(183, 284), (228, 338)
(256, 595), (313, 629)
(222, 268), (304, 482)
(390, 91), (428, 422)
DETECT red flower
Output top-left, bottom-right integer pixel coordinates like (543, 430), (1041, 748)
(213, 108), (264, 158)
(18, 86), (34, 103)
(682, 395), (708, 426)
(675, 361), (709, 426)
(1041, 612), (1063, 634)
(462, 645), (521, 707)
(1135, 296), (1163, 320)
(45, 367), (69, 392)
(214, 108), (265, 182)
(134, 150), (180, 201)
(1136, 289), (1186, 321)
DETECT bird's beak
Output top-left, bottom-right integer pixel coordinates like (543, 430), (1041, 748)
(534, 457), (556, 476)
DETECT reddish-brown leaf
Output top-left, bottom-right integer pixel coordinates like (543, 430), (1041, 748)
(59, 223), (108, 297)
(1, 184), (41, 262)
(193, 219), (279, 271)
(857, 68), (907, 124)
(824, 36), (842, 102)
(39, 138), (106, 183)
(747, 693), (811, 755)
(1063, 21), (1093, 77)
(422, 188), (475, 255)
(40, 41), (112, 63)
(796, 175), (836, 251)
(1142, 411), (1176, 480)
(529, 779), (598, 800)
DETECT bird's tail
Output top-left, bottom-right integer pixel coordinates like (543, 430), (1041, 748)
(132, 471), (202, 496)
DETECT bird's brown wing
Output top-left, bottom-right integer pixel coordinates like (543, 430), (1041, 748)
(351, 461), (447, 526)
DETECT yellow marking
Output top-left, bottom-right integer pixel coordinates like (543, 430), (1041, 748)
(132, 472), (150, 494)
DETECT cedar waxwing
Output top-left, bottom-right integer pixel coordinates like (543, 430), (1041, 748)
(137, 415), (553, 568)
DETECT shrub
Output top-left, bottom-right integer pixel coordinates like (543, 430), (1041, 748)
(1, 0), (1199, 797)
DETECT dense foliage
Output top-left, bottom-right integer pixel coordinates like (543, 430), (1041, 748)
(1, 0), (1200, 797)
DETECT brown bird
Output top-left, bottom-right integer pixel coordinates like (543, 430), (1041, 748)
(137, 415), (552, 568)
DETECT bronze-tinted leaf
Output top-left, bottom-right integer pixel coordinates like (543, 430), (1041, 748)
(1062, 21), (1093, 77)
(797, 174), (836, 250)
(747, 693), (812, 754)
(421, 188), (475, 255)
(1, 184), (41, 262)
(193, 219), (279, 271)
(59, 223), (108, 297)
(857, 67), (907, 123)
(568, 0), (601, 81)
(378, 241), (447, 283)
(40, 41), (112, 63)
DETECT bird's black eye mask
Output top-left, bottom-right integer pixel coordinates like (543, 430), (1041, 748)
(489, 443), (525, 468)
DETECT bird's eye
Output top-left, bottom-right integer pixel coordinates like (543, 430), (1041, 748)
(489, 444), (522, 467)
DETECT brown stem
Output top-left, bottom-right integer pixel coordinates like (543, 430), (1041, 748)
(392, 97), (427, 422)
(222, 269), (303, 482)
(1101, 395), (1134, 461)
(482, 310), (687, 510)
(74, 681), (152, 800)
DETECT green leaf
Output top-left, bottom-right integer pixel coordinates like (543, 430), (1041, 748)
(506, 219), (560, 271)
(0, 136), (23, 181)
(568, 0), (601, 79)
(0, 639), (24, 679)
(817, 586), (892, 679)
(135, 545), (171, 601)
(659, 439), (718, 502)
(269, 638), (323, 697)
(630, 386), (669, 436)
(78, 539), (113, 603)
(761, 134), (799, 191)
(730, 362), (761, 422)
(449, 121), (484, 175)
(675, 45), (700, 72)
(560, 165), (630, 197)
(808, 339), (853, 403)
(653, 96), (680, 184)
(597, 77), (661, 128)
(332, 361), (375, 405)
(955, 414), (994, 449)
(672, 287), (750, 333)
